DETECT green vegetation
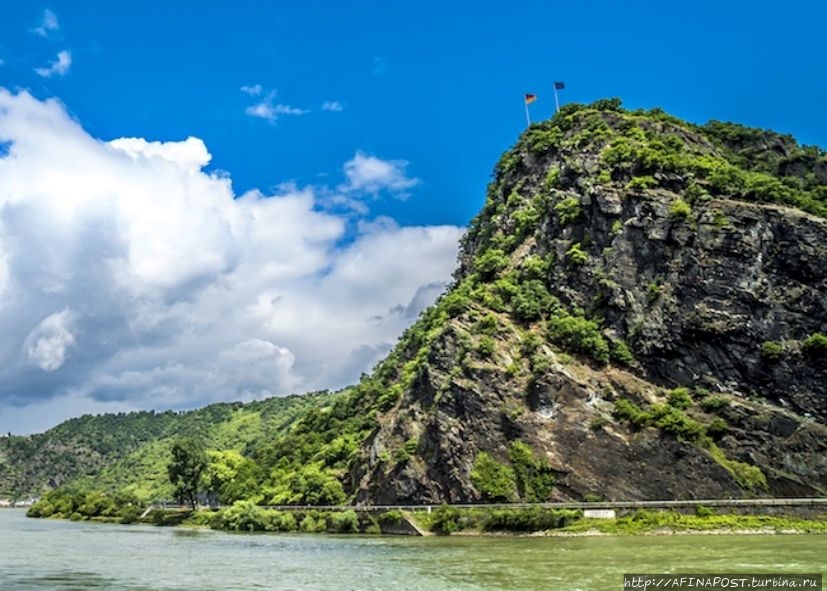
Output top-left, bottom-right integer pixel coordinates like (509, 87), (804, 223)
(168, 438), (208, 509)
(565, 242), (588, 266)
(667, 387), (693, 410)
(547, 311), (610, 364)
(470, 453), (516, 502)
(761, 341), (785, 362)
(1, 392), (330, 500)
(554, 196), (582, 225)
(411, 507), (827, 535)
(802, 333), (827, 357)
(669, 198), (693, 221)
(508, 441), (555, 502)
(612, 395), (767, 492)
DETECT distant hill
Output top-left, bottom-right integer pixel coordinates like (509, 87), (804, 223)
(0, 392), (331, 499)
(8, 99), (827, 508)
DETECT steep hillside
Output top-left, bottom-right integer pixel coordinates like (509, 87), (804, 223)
(0, 392), (330, 499)
(263, 99), (826, 505)
(352, 99), (827, 502)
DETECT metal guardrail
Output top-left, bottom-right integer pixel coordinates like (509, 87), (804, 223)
(146, 497), (827, 512)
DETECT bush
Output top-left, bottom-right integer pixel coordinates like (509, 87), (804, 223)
(565, 243), (589, 266)
(508, 441), (555, 502)
(475, 249), (509, 280)
(695, 505), (715, 517)
(700, 395), (731, 413)
(330, 510), (359, 533)
(802, 333), (827, 358)
(609, 339), (635, 366)
(669, 198), (692, 220)
(483, 508), (581, 532)
(667, 387), (693, 410)
(430, 505), (461, 534)
(511, 279), (556, 323)
(547, 312), (610, 363)
(761, 341), (784, 362)
(299, 515), (326, 533)
(476, 336), (496, 358)
(554, 196), (582, 225)
(470, 453), (516, 502)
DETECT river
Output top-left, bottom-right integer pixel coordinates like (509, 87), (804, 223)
(0, 509), (824, 590)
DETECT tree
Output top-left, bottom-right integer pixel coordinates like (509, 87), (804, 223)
(167, 438), (207, 509)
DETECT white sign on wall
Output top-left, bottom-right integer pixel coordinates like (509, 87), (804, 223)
(583, 509), (616, 519)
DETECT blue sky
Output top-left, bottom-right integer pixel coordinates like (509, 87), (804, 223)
(0, 1), (825, 433)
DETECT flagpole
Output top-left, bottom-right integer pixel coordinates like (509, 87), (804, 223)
(553, 86), (560, 113)
(525, 99), (531, 126)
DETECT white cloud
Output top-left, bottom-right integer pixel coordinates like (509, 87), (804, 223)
(0, 89), (463, 433)
(35, 50), (71, 78)
(245, 101), (307, 122)
(243, 89), (307, 123)
(240, 84), (263, 96)
(342, 151), (420, 196)
(32, 9), (59, 37)
(322, 101), (344, 112)
(24, 309), (76, 371)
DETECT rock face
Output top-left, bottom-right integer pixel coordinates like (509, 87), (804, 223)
(350, 100), (827, 504)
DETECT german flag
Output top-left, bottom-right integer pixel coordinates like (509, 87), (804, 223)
(524, 93), (537, 105)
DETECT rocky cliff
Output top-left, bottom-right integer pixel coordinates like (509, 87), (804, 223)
(348, 99), (827, 503)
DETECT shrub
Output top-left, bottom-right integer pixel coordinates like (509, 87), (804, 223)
(695, 505), (715, 517)
(554, 196), (582, 225)
(612, 399), (648, 426)
(483, 508), (581, 532)
(430, 505), (461, 534)
(706, 417), (728, 437)
(700, 394), (731, 413)
(547, 312), (610, 363)
(627, 176), (657, 191)
(761, 341), (784, 362)
(667, 387), (693, 410)
(508, 441), (555, 502)
(511, 279), (556, 323)
(609, 339), (635, 366)
(475, 314), (499, 336)
(802, 333), (827, 358)
(669, 198), (692, 220)
(299, 515), (326, 533)
(330, 510), (359, 533)
(477, 337), (496, 358)
(565, 243), (589, 267)
(470, 452), (516, 502)
(475, 249), (509, 280)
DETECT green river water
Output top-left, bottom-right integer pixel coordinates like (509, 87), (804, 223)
(0, 509), (824, 590)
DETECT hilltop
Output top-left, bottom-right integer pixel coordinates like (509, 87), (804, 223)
(9, 99), (827, 509)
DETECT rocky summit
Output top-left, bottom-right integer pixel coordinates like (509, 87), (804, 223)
(348, 99), (827, 504)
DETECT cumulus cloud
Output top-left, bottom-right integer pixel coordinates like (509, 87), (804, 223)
(35, 50), (71, 78)
(0, 89), (463, 433)
(341, 151), (420, 196)
(32, 9), (59, 37)
(322, 101), (344, 112)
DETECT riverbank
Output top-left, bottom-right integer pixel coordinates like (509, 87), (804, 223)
(27, 500), (827, 537)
